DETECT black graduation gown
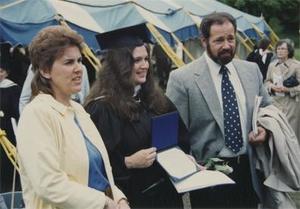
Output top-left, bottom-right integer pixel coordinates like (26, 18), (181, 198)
(85, 98), (188, 208)
(0, 83), (21, 192)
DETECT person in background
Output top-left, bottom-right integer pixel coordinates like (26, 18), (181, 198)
(19, 62), (90, 114)
(0, 61), (21, 192)
(16, 25), (129, 209)
(166, 12), (272, 208)
(265, 39), (300, 147)
(152, 44), (172, 89)
(247, 37), (274, 81)
(9, 45), (31, 87)
(84, 25), (188, 208)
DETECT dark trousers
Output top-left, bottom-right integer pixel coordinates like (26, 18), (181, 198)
(190, 155), (259, 209)
(0, 149), (21, 193)
(131, 178), (183, 209)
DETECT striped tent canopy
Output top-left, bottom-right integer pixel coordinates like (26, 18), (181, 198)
(0, 0), (199, 51)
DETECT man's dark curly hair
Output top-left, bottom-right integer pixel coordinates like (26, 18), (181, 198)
(200, 12), (237, 39)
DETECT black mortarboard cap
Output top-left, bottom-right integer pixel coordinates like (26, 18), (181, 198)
(96, 24), (151, 50)
(0, 60), (11, 72)
(0, 43), (12, 71)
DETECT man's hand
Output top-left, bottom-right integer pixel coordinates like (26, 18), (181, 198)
(125, 147), (157, 168)
(249, 126), (268, 145)
(187, 154), (206, 170)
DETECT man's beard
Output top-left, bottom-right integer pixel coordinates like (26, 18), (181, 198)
(207, 42), (236, 65)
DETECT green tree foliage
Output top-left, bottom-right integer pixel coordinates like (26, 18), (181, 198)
(218, 0), (300, 45)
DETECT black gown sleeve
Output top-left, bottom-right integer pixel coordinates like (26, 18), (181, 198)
(85, 100), (130, 179)
(0, 85), (21, 143)
(10, 85), (21, 120)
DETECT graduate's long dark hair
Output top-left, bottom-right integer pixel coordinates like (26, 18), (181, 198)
(84, 44), (170, 121)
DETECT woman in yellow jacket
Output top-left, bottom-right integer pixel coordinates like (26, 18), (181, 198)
(16, 26), (130, 209)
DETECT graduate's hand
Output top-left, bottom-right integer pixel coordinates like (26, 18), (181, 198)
(125, 147), (157, 168)
(249, 126), (267, 145)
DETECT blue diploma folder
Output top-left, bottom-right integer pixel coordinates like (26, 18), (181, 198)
(151, 111), (235, 193)
(151, 111), (179, 151)
(151, 111), (199, 181)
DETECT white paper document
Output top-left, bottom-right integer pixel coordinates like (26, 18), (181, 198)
(157, 147), (199, 180)
(157, 147), (235, 193)
(171, 170), (235, 193)
(252, 95), (262, 135)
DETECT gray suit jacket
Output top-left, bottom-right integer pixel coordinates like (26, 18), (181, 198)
(166, 54), (272, 200)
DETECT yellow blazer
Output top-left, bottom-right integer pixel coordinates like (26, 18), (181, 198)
(17, 94), (126, 209)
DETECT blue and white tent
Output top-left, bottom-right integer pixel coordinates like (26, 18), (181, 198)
(0, 0), (101, 50)
(0, 0), (199, 51)
(173, 0), (271, 41)
(0, 0), (277, 62)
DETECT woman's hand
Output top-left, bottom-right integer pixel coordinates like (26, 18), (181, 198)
(271, 85), (283, 93)
(125, 147), (157, 168)
(117, 199), (130, 209)
(280, 86), (289, 93)
(271, 85), (289, 93)
(104, 197), (118, 209)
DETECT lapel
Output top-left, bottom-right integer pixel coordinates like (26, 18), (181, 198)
(232, 59), (252, 121)
(74, 107), (111, 166)
(75, 109), (115, 189)
(193, 56), (224, 133)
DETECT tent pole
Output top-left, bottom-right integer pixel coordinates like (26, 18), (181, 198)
(171, 33), (195, 62)
(0, 130), (19, 173)
(146, 23), (185, 68)
(264, 21), (280, 46)
(236, 33), (254, 53)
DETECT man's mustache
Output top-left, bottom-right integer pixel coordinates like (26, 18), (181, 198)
(219, 49), (233, 55)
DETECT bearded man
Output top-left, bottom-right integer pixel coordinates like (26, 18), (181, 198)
(166, 12), (272, 208)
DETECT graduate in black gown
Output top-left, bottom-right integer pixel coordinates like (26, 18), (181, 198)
(0, 62), (21, 192)
(246, 37), (274, 81)
(84, 25), (189, 208)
